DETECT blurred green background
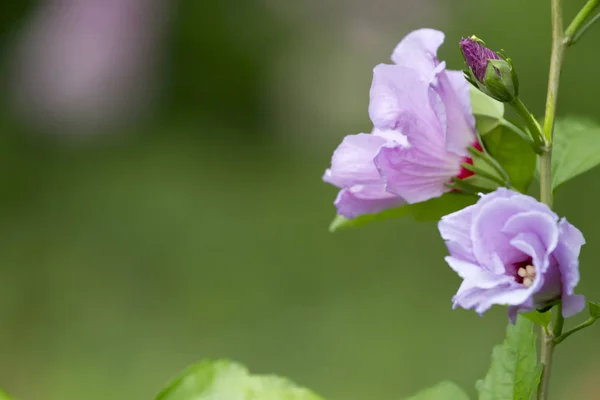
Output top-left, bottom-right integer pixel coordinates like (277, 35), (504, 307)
(0, 1), (598, 399)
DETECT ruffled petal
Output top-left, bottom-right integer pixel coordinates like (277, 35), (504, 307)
(369, 64), (443, 142)
(471, 198), (532, 270)
(510, 232), (557, 299)
(391, 28), (445, 80)
(433, 69), (477, 157)
(553, 218), (586, 317)
(371, 127), (409, 146)
(334, 185), (404, 219)
(562, 294), (586, 318)
(554, 218), (585, 294)
(323, 133), (387, 188)
(471, 194), (558, 272)
(445, 256), (512, 288)
(503, 211), (560, 256)
(374, 142), (459, 203)
(439, 204), (477, 262)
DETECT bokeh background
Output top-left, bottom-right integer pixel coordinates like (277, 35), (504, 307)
(0, 1), (598, 399)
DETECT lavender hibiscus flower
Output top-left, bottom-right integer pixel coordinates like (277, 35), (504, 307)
(324, 29), (480, 218)
(439, 188), (586, 322)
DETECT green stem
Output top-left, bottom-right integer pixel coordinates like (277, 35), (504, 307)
(569, 13), (600, 46)
(552, 303), (565, 337)
(510, 98), (546, 152)
(565, 0), (600, 45)
(554, 317), (598, 344)
(539, 152), (554, 208)
(537, 1), (565, 399)
(542, 0), (566, 148)
(500, 118), (535, 146)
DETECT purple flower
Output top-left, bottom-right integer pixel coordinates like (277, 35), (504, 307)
(324, 29), (479, 218)
(439, 188), (586, 322)
(459, 36), (500, 83)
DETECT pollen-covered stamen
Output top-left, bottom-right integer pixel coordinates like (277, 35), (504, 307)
(517, 264), (536, 288)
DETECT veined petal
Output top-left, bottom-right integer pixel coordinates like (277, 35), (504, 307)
(434, 69), (477, 156)
(471, 198), (531, 268)
(371, 127), (409, 146)
(334, 185), (404, 218)
(369, 64), (442, 143)
(391, 28), (445, 80)
(562, 294), (586, 318)
(554, 218), (585, 295)
(445, 256), (511, 288)
(374, 142), (459, 204)
(323, 133), (387, 188)
(503, 211), (560, 255)
(439, 204), (477, 262)
(553, 218), (586, 317)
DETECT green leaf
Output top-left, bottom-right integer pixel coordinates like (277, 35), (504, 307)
(551, 117), (600, 191)
(470, 86), (504, 120)
(589, 301), (600, 319)
(521, 310), (551, 328)
(481, 123), (536, 192)
(470, 86), (505, 135)
(329, 192), (478, 232)
(156, 359), (325, 400)
(476, 317), (542, 400)
(404, 381), (470, 400)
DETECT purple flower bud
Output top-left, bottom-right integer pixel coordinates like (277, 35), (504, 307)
(439, 188), (586, 323)
(460, 36), (500, 83)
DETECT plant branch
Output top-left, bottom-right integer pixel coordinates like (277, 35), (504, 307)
(569, 12), (600, 46)
(542, 0), (566, 148)
(565, 0), (600, 45)
(537, 1), (565, 399)
(510, 98), (546, 152)
(554, 317), (598, 344)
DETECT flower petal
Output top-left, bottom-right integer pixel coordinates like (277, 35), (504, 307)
(471, 198), (532, 271)
(323, 133), (387, 188)
(562, 294), (586, 318)
(391, 28), (445, 80)
(439, 204), (477, 262)
(371, 127), (409, 146)
(434, 69), (477, 156)
(445, 256), (511, 288)
(471, 194), (558, 272)
(553, 218), (586, 318)
(333, 185), (404, 219)
(503, 211), (560, 256)
(554, 218), (585, 295)
(374, 142), (458, 203)
(369, 64), (442, 140)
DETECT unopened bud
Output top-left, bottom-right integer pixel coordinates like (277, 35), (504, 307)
(460, 36), (519, 103)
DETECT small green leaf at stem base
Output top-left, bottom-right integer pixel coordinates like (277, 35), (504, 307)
(403, 381), (470, 400)
(329, 192), (478, 232)
(522, 310), (552, 329)
(156, 359), (325, 400)
(588, 301), (600, 319)
(476, 317), (542, 400)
